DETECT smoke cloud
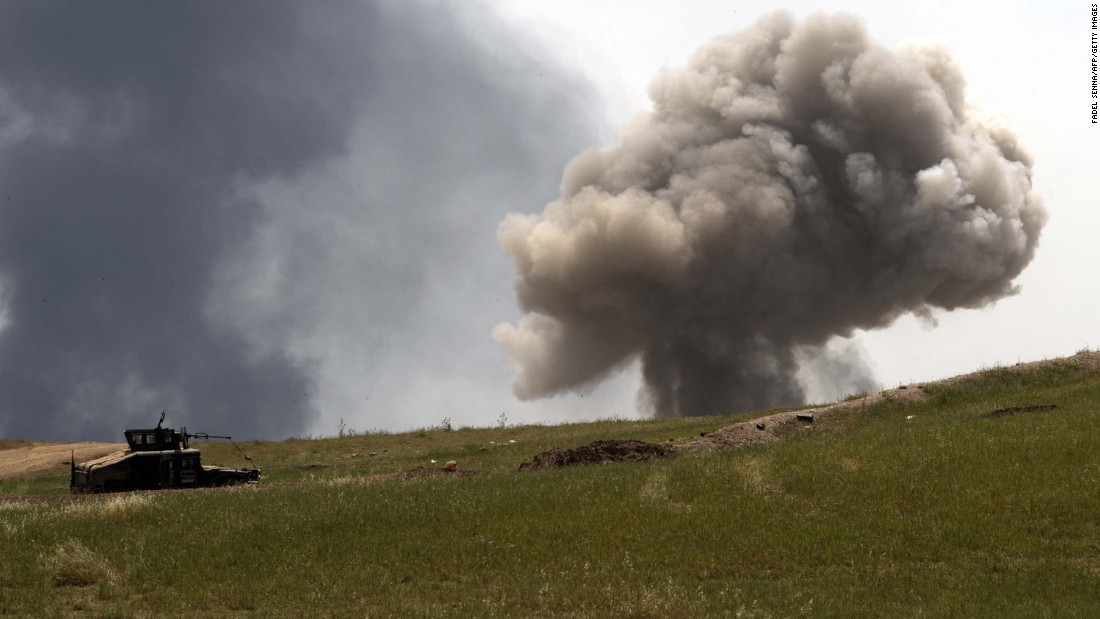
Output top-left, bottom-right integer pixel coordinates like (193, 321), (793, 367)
(0, 1), (379, 439)
(0, 0), (601, 440)
(495, 12), (1046, 417)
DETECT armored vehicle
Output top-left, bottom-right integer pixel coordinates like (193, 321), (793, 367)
(70, 413), (260, 493)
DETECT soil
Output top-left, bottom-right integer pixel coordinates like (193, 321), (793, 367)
(981, 404), (1058, 418)
(682, 350), (1100, 453)
(518, 439), (675, 470)
(678, 382), (936, 453)
(297, 463), (333, 471)
(0, 442), (126, 480)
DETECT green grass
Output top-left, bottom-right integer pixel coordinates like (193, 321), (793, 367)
(1, 356), (1098, 617)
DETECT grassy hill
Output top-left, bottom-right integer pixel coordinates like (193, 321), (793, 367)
(1, 351), (1098, 617)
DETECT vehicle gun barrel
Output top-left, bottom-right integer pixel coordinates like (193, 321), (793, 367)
(185, 432), (232, 441)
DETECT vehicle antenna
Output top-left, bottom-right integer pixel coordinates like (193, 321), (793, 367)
(229, 439), (254, 465)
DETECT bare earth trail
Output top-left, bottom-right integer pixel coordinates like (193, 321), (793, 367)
(681, 350), (1100, 453)
(0, 442), (125, 480)
(520, 351), (1100, 466)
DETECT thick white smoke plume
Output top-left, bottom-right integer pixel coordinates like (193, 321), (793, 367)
(494, 12), (1046, 417)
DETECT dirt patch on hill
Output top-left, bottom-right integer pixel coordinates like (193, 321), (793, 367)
(682, 350), (1100, 453)
(687, 391), (912, 451)
(297, 463), (333, 471)
(519, 439), (675, 470)
(981, 404), (1058, 418)
(680, 383), (934, 453)
(0, 442), (126, 481)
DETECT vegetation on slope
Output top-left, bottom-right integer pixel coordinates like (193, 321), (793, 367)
(1, 352), (1098, 617)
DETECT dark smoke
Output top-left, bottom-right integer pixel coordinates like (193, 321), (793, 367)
(0, 2), (374, 439)
(495, 12), (1046, 417)
(208, 2), (602, 432)
(0, 1), (600, 440)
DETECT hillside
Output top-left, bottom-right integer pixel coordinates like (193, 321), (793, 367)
(0, 442), (124, 482)
(1, 350), (1098, 617)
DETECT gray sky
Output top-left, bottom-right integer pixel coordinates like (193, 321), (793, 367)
(0, 1), (1092, 440)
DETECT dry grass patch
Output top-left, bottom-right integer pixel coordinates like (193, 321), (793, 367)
(0, 497), (41, 512)
(57, 492), (154, 523)
(639, 470), (670, 503)
(740, 457), (782, 496)
(42, 540), (119, 587)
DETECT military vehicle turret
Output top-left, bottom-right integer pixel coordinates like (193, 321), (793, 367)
(70, 413), (260, 493)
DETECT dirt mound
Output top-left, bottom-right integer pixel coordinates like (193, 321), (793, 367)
(297, 463), (333, 471)
(519, 439), (674, 471)
(683, 350), (1100, 453)
(982, 404), (1058, 418)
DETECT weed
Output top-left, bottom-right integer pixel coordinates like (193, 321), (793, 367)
(42, 540), (118, 588)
